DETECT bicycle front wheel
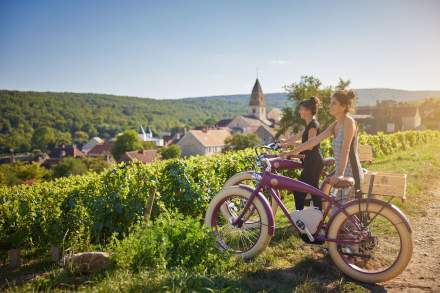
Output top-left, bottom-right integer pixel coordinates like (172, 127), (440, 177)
(204, 185), (273, 259)
(223, 171), (279, 216)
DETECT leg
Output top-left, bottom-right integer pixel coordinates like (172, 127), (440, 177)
(293, 171), (307, 210)
(311, 164), (324, 210)
(294, 191), (306, 210)
(302, 161), (323, 210)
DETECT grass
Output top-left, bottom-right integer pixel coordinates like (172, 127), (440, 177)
(2, 141), (440, 292)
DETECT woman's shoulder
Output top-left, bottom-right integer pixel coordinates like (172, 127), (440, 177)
(309, 119), (320, 129)
(343, 115), (356, 126)
(343, 116), (356, 131)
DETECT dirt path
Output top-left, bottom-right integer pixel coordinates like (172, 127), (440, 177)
(383, 185), (440, 292)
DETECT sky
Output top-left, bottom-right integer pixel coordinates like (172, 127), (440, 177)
(0, 0), (439, 99)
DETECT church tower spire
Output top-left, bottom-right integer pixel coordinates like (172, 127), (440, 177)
(249, 78), (266, 121)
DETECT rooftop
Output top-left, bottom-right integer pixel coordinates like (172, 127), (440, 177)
(189, 129), (231, 147)
(249, 78), (265, 107)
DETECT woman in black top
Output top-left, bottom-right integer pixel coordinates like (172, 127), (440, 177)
(280, 97), (324, 210)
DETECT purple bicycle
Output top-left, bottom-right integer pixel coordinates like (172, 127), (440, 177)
(204, 155), (413, 283)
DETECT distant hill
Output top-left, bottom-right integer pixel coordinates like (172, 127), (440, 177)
(181, 92), (288, 109)
(183, 88), (440, 108)
(354, 88), (440, 106)
(0, 88), (439, 152)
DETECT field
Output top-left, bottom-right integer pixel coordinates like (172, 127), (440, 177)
(1, 131), (440, 292)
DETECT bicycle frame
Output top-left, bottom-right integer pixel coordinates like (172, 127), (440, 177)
(233, 170), (361, 244)
(249, 157), (334, 180)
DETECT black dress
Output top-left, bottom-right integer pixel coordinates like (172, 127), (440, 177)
(294, 119), (324, 210)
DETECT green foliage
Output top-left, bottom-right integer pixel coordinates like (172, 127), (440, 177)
(159, 144), (181, 159)
(224, 133), (261, 151)
(52, 158), (88, 178)
(358, 130), (440, 157)
(419, 97), (440, 129)
(0, 130), (438, 251)
(54, 130), (72, 146)
(0, 90), (286, 153)
(111, 212), (230, 273)
(278, 76), (350, 136)
(31, 126), (56, 151)
(142, 141), (156, 150)
(0, 162), (49, 186)
(112, 130), (144, 160)
(0, 130), (31, 153)
(73, 131), (89, 145)
(83, 157), (112, 173)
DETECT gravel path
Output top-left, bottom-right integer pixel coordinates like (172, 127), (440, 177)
(383, 185), (440, 292)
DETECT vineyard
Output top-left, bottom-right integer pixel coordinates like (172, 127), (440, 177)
(1, 130), (439, 255)
(1, 130), (440, 291)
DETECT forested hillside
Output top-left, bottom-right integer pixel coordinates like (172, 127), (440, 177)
(1, 88), (439, 153)
(0, 90), (285, 152)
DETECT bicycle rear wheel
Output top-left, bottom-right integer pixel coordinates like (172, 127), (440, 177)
(327, 200), (413, 283)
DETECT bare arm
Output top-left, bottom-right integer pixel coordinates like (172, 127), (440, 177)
(281, 129), (304, 147)
(292, 121), (336, 154)
(300, 127), (318, 151)
(335, 118), (356, 177)
(279, 122), (336, 159)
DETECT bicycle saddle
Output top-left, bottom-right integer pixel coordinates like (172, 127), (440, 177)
(322, 157), (336, 167)
(333, 177), (355, 188)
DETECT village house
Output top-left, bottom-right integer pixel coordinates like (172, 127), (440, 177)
(162, 132), (184, 146)
(255, 124), (277, 144)
(119, 149), (158, 164)
(266, 108), (283, 124)
(355, 101), (422, 133)
(400, 106), (422, 131)
(177, 129), (231, 157)
(87, 142), (114, 161)
(82, 137), (104, 154)
(41, 145), (85, 168)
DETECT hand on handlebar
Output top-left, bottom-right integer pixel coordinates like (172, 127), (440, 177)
(278, 141), (289, 148)
(279, 151), (304, 160)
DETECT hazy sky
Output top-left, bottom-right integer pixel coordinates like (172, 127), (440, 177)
(1, 0), (439, 99)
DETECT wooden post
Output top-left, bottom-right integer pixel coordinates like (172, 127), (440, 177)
(143, 188), (156, 223)
(8, 248), (21, 268)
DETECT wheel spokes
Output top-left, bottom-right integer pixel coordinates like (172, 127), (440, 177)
(337, 212), (402, 273)
(214, 195), (262, 253)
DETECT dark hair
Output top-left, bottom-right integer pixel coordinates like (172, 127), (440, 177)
(299, 96), (321, 115)
(332, 89), (356, 113)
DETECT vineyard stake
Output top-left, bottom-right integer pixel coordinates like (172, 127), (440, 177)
(143, 187), (156, 223)
(8, 248), (22, 268)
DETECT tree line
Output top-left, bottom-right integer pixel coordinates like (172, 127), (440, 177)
(0, 90), (261, 153)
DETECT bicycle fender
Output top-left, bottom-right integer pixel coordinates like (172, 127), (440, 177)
(326, 198), (412, 235)
(236, 184), (276, 236)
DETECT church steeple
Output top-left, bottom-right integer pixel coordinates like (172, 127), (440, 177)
(249, 78), (266, 120)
